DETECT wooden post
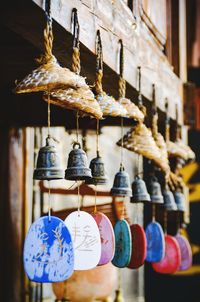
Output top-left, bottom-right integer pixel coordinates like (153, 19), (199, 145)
(0, 127), (25, 302)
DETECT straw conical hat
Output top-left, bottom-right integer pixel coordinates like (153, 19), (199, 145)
(117, 123), (161, 162)
(15, 55), (88, 94)
(176, 139), (195, 161)
(153, 132), (170, 176)
(96, 92), (127, 117)
(43, 86), (103, 119)
(118, 97), (144, 122)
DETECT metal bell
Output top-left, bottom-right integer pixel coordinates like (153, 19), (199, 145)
(111, 165), (132, 197)
(148, 176), (164, 204)
(65, 142), (92, 181)
(33, 135), (64, 180)
(113, 289), (125, 302)
(174, 189), (185, 212)
(86, 151), (108, 185)
(163, 184), (177, 211)
(131, 176), (151, 203)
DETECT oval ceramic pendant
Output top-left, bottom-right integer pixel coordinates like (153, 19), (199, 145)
(112, 219), (132, 268)
(152, 235), (181, 274)
(65, 211), (101, 270)
(91, 212), (115, 265)
(128, 224), (147, 269)
(175, 234), (192, 271)
(23, 216), (74, 283)
(145, 221), (165, 262)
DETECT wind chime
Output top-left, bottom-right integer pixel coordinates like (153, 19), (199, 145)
(18, 2), (75, 283)
(127, 68), (149, 270)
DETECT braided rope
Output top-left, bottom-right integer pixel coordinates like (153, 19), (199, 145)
(43, 21), (54, 61)
(72, 47), (81, 75)
(152, 113), (158, 138)
(95, 70), (103, 94)
(118, 76), (126, 99)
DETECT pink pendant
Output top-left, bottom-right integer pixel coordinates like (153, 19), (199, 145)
(92, 212), (115, 265)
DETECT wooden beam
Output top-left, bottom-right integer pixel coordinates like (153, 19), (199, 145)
(1, 0), (183, 123)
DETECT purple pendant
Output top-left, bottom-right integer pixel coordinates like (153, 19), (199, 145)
(175, 234), (192, 271)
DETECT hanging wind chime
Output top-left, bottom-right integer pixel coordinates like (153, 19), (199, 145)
(22, 2), (74, 282)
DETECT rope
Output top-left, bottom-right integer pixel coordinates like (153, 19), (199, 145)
(76, 111), (79, 143)
(43, 21), (54, 61)
(48, 181), (51, 222)
(47, 92), (51, 137)
(71, 8), (81, 75)
(94, 189), (97, 213)
(95, 70), (103, 95)
(119, 76), (126, 99)
(165, 98), (170, 142)
(72, 47), (81, 75)
(120, 117), (124, 167)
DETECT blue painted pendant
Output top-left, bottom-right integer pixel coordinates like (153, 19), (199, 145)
(23, 216), (74, 283)
(145, 221), (165, 263)
(112, 219), (132, 268)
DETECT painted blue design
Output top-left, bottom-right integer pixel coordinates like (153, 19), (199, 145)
(23, 216), (74, 283)
(112, 219), (132, 268)
(145, 221), (165, 262)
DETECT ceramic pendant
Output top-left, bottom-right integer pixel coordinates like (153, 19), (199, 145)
(145, 221), (165, 262)
(92, 212), (115, 265)
(64, 211), (101, 270)
(23, 216), (74, 283)
(152, 235), (181, 274)
(128, 224), (147, 269)
(175, 234), (192, 271)
(112, 219), (132, 268)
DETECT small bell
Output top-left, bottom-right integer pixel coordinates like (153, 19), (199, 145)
(113, 288), (125, 302)
(148, 176), (164, 204)
(131, 175), (150, 203)
(163, 184), (177, 211)
(86, 151), (108, 185)
(65, 142), (92, 181)
(33, 135), (64, 180)
(111, 165), (132, 197)
(174, 188), (185, 212)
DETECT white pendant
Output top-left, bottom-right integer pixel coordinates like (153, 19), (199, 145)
(65, 211), (101, 270)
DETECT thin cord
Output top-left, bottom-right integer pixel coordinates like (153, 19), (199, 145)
(118, 268), (122, 290)
(77, 181), (80, 216)
(94, 188), (97, 213)
(48, 181), (51, 222)
(152, 203), (156, 222)
(164, 210), (167, 233)
(121, 197), (125, 220)
(47, 92), (51, 137)
(96, 119), (99, 153)
(76, 111), (79, 143)
(120, 117), (124, 168)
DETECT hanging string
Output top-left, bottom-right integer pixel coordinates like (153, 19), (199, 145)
(77, 181), (80, 216)
(96, 119), (99, 154)
(137, 66), (146, 116)
(164, 210), (167, 233)
(71, 8), (80, 75)
(95, 30), (103, 95)
(121, 196), (125, 220)
(76, 111), (79, 143)
(47, 92), (51, 137)
(48, 181), (51, 222)
(152, 203), (156, 222)
(165, 98), (170, 142)
(120, 117), (124, 168)
(94, 188), (97, 213)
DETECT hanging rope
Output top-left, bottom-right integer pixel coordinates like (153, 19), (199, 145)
(96, 119), (100, 154)
(71, 8), (81, 75)
(119, 40), (126, 99)
(152, 84), (158, 138)
(76, 111), (79, 143)
(95, 30), (103, 94)
(47, 92), (51, 137)
(120, 117), (124, 168)
(137, 66), (146, 116)
(165, 98), (170, 143)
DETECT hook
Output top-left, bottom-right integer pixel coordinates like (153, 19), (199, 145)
(119, 39), (124, 77)
(71, 8), (80, 48)
(96, 30), (103, 72)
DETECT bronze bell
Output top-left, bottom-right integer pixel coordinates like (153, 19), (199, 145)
(33, 135), (64, 180)
(111, 165), (132, 197)
(174, 188), (185, 212)
(163, 184), (177, 211)
(65, 142), (92, 181)
(113, 289), (125, 302)
(148, 176), (164, 204)
(131, 175), (151, 203)
(86, 151), (108, 185)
